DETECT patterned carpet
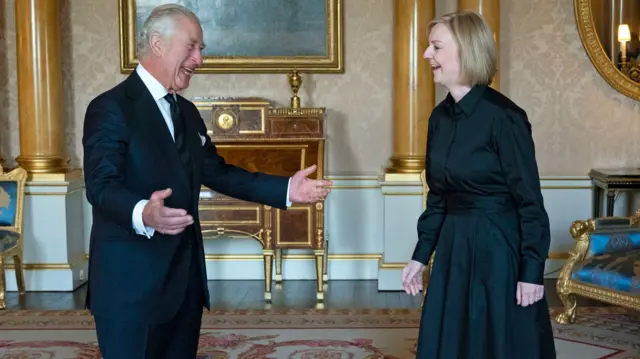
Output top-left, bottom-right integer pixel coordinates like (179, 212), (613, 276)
(0, 307), (638, 358)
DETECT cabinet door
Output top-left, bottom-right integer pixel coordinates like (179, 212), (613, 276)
(274, 204), (315, 247)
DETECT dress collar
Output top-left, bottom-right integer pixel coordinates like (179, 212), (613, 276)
(443, 84), (487, 116)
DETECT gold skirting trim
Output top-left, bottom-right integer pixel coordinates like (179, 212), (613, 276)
(5, 255), (89, 270)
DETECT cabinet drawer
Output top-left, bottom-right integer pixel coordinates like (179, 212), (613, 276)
(271, 118), (321, 136)
(199, 205), (261, 225)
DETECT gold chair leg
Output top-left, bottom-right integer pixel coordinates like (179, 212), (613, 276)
(13, 254), (26, 295)
(554, 291), (577, 324)
(0, 257), (6, 309)
(275, 248), (282, 283)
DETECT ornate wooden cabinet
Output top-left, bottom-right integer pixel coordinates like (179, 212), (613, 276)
(194, 97), (327, 301)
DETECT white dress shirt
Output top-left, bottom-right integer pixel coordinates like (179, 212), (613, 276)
(131, 64), (291, 238)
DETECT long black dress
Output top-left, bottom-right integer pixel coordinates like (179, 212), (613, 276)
(413, 85), (556, 359)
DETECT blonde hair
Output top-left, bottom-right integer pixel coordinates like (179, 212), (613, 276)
(428, 10), (497, 86)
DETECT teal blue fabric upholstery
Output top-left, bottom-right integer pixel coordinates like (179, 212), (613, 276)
(0, 180), (18, 227)
(571, 249), (640, 293)
(586, 217), (640, 257)
(0, 229), (19, 252)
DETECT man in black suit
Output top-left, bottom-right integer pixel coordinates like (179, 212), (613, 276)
(82, 4), (332, 358)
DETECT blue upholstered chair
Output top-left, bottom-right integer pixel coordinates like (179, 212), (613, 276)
(0, 167), (27, 309)
(555, 215), (640, 324)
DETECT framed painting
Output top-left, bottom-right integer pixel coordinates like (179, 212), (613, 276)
(119, 0), (344, 73)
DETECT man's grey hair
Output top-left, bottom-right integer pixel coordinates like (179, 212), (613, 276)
(136, 3), (200, 57)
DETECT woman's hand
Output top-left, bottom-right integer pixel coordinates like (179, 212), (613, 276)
(402, 260), (426, 296)
(516, 281), (544, 306)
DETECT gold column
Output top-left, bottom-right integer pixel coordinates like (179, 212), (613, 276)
(385, 0), (435, 177)
(14, 0), (67, 174)
(458, 0), (500, 90)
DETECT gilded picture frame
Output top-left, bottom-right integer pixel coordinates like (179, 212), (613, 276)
(119, 0), (344, 73)
(574, 0), (640, 101)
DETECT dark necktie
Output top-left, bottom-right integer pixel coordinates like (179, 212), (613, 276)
(164, 94), (192, 182)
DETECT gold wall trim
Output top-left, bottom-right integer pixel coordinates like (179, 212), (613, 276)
(26, 182), (84, 188)
(540, 186), (591, 190)
(380, 252), (570, 269)
(82, 253), (381, 262)
(25, 188), (83, 196)
(5, 263), (71, 270)
(380, 182), (423, 187)
(379, 262), (406, 269)
(324, 175), (380, 180)
(542, 177), (590, 181)
(18, 172), (591, 183)
(203, 254), (381, 261)
(7, 254), (90, 270)
(329, 185), (381, 189)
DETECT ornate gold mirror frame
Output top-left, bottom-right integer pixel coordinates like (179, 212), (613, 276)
(575, 0), (640, 101)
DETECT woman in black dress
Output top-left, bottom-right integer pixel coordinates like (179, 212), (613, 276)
(401, 11), (556, 359)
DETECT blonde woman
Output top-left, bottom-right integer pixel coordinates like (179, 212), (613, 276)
(401, 11), (556, 359)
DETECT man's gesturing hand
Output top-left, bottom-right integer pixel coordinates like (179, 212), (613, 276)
(289, 165), (333, 203)
(142, 188), (193, 235)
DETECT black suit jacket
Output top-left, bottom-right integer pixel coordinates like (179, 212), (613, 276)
(82, 71), (289, 323)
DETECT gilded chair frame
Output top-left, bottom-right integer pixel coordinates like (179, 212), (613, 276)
(554, 216), (640, 324)
(0, 167), (28, 309)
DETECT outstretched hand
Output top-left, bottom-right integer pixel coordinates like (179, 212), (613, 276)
(142, 188), (193, 235)
(288, 165), (333, 203)
(516, 281), (544, 307)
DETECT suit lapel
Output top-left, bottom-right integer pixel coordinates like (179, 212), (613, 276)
(125, 72), (190, 191)
(178, 96), (203, 198)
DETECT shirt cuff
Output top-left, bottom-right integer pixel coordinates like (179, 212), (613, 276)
(286, 178), (292, 207)
(132, 200), (155, 238)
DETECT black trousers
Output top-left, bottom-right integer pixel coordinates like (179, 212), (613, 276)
(94, 241), (204, 359)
